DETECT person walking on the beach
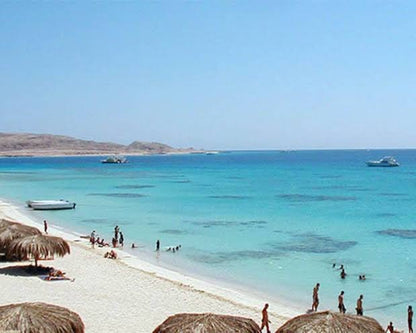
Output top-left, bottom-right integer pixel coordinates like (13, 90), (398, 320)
(356, 294), (364, 315)
(260, 303), (271, 333)
(312, 283), (320, 312)
(338, 291), (346, 314)
(43, 220), (48, 234)
(119, 232), (124, 247)
(156, 239), (160, 251)
(409, 305), (414, 333)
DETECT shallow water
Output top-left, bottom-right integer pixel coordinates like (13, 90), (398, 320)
(0, 150), (415, 328)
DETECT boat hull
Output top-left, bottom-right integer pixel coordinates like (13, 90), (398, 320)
(27, 200), (76, 210)
(366, 162), (399, 167)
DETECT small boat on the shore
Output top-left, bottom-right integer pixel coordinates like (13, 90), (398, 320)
(27, 200), (76, 210)
(101, 155), (127, 164)
(366, 156), (399, 167)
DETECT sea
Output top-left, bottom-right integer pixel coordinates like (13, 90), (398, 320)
(0, 150), (415, 328)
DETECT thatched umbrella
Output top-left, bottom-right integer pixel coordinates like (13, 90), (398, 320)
(0, 218), (20, 229)
(7, 235), (70, 267)
(0, 302), (84, 333)
(153, 313), (261, 333)
(0, 223), (41, 248)
(275, 311), (384, 333)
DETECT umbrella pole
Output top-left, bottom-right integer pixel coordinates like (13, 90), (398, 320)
(34, 251), (39, 267)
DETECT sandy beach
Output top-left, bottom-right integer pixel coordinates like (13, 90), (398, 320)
(0, 200), (294, 332)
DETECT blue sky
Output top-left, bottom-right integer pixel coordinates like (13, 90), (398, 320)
(1, 1), (415, 149)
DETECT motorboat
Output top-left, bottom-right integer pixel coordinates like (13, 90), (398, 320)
(101, 155), (127, 164)
(27, 200), (76, 210)
(366, 156), (399, 167)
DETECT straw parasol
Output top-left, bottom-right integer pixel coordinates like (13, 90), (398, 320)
(7, 234), (70, 267)
(0, 223), (41, 248)
(153, 313), (261, 333)
(0, 218), (20, 229)
(275, 311), (384, 333)
(0, 302), (84, 333)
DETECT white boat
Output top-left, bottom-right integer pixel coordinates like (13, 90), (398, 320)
(101, 155), (127, 164)
(366, 156), (399, 167)
(27, 200), (76, 210)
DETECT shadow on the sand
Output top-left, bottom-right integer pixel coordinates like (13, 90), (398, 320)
(0, 265), (52, 277)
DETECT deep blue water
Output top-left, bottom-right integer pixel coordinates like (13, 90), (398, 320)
(0, 150), (415, 328)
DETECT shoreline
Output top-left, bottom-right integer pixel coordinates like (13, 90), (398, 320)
(0, 199), (295, 332)
(0, 150), (208, 158)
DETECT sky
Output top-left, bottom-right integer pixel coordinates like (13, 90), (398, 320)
(1, 1), (415, 150)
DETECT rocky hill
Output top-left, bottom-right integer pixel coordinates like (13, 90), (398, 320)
(0, 133), (195, 156)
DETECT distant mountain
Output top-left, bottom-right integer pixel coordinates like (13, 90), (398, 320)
(0, 133), (196, 156)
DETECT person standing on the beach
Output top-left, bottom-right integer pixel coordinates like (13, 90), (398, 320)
(260, 303), (271, 333)
(156, 239), (160, 251)
(114, 225), (120, 239)
(119, 232), (124, 247)
(386, 321), (394, 333)
(409, 305), (414, 333)
(312, 283), (320, 312)
(43, 220), (48, 234)
(90, 230), (96, 248)
(338, 291), (346, 314)
(356, 294), (363, 315)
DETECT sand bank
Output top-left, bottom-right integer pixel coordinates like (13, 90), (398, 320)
(0, 200), (295, 332)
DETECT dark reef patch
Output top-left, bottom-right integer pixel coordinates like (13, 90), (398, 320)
(374, 212), (397, 218)
(376, 229), (416, 239)
(274, 232), (357, 253)
(88, 193), (147, 198)
(115, 185), (155, 189)
(276, 194), (357, 202)
(185, 220), (267, 228)
(378, 193), (408, 197)
(159, 229), (189, 235)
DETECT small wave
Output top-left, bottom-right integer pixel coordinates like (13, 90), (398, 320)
(88, 193), (147, 198)
(276, 194), (356, 202)
(208, 195), (251, 200)
(115, 185), (155, 189)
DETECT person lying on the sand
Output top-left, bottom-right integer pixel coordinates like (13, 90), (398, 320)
(104, 250), (117, 259)
(97, 238), (109, 247)
(44, 269), (74, 281)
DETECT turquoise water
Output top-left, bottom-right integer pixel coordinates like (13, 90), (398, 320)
(0, 150), (415, 328)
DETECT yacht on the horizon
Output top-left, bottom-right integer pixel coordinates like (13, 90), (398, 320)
(366, 156), (399, 167)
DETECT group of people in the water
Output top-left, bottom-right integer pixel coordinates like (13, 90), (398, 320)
(332, 263), (366, 281)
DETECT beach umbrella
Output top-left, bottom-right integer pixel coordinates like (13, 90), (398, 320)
(153, 313), (261, 333)
(0, 223), (41, 248)
(7, 234), (70, 267)
(0, 218), (20, 229)
(0, 302), (84, 333)
(275, 311), (384, 333)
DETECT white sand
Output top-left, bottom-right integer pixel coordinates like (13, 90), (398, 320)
(0, 200), (297, 332)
